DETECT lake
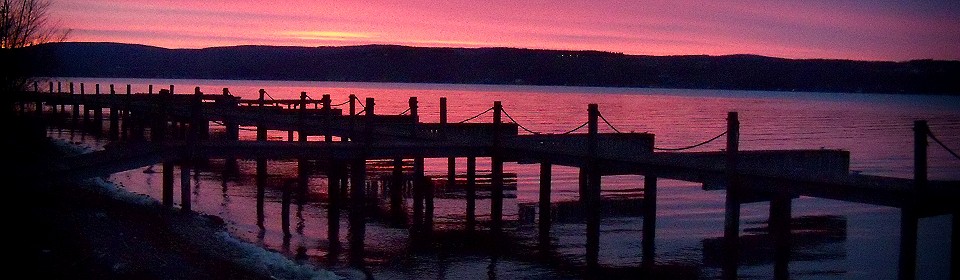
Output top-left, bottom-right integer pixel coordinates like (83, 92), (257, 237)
(47, 77), (960, 279)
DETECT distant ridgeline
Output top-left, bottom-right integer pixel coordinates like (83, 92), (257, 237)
(14, 42), (960, 95)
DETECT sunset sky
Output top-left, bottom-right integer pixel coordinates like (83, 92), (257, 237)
(51, 0), (960, 61)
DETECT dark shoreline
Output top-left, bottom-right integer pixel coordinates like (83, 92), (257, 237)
(12, 117), (338, 279)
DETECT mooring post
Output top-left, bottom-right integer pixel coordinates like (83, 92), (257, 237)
(349, 158), (367, 265)
(192, 87), (208, 140)
(48, 81), (53, 93)
(81, 83), (90, 124)
(298, 92), (308, 142)
(93, 84), (102, 131)
(585, 104), (601, 270)
(121, 84), (132, 140)
(50, 82), (58, 115)
(466, 156), (477, 233)
(33, 81), (37, 92)
(491, 101), (505, 234)
(953, 208), (959, 280)
(642, 174), (658, 270)
(109, 84), (120, 140)
(722, 111), (741, 280)
(409, 97), (418, 137)
(223, 88), (239, 141)
(364, 97), (375, 140)
(391, 158), (405, 227)
(162, 162), (174, 207)
(70, 83), (79, 123)
(321, 94), (332, 142)
(899, 120), (927, 280)
(257, 89), (268, 141)
(348, 94), (357, 141)
(771, 191), (792, 280)
(539, 161), (552, 247)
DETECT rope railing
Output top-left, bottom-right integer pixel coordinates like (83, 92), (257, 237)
(653, 130), (728, 151)
(357, 108), (367, 115)
(262, 90), (277, 100)
(355, 96), (366, 109)
(597, 111), (622, 133)
(928, 129), (960, 160)
(501, 108), (541, 135)
(561, 121), (590, 135)
(457, 107), (494, 123)
(398, 107), (412, 115)
(332, 100), (351, 107)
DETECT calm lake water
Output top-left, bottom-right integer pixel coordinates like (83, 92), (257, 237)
(47, 78), (959, 279)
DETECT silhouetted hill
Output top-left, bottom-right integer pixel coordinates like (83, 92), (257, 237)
(14, 42), (960, 95)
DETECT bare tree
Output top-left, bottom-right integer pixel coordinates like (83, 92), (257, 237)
(2, 0), (69, 93)
(1, 0), (68, 49)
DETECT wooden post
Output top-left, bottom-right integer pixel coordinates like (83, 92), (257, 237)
(391, 158), (405, 227)
(180, 163), (191, 211)
(298, 92), (307, 142)
(466, 156), (477, 233)
(121, 84), (132, 139)
(327, 165), (342, 260)
(162, 162), (174, 207)
(93, 84), (102, 132)
(771, 192), (791, 280)
(723, 111), (741, 280)
(48, 81), (53, 93)
(257, 89), (267, 142)
(585, 104), (601, 270)
(953, 210), (959, 280)
(148, 85), (153, 95)
(539, 161), (552, 247)
(899, 120), (927, 280)
(348, 94), (356, 142)
(81, 83), (90, 124)
(192, 87), (208, 140)
(349, 158), (367, 265)
(409, 97), (418, 137)
(642, 175), (658, 270)
(491, 101), (504, 234)
(322, 94), (332, 142)
(109, 84), (120, 140)
(70, 83), (79, 123)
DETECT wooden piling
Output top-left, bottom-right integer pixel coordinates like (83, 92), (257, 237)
(898, 120), (927, 280)
(70, 83), (79, 123)
(257, 89), (268, 141)
(539, 161), (552, 247)
(391, 158), (405, 226)
(585, 104), (601, 270)
(328, 165), (342, 259)
(722, 111), (741, 280)
(771, 192), (791, 280)
(349, 158), (367, 265)
(162, 162), (174, 207)
(413, 157), (425, 232)
(322, 94), (332, 142)
(109, 84), (120, 140)
(409, 97), (418, 138)
(466, 156), (477, 233)
(93, 84), (102, 131)
(642, 175), (658, 270)
(491, 101), (505, 234)
(298, 92), (308, 142)
(282, 182), (292, 238)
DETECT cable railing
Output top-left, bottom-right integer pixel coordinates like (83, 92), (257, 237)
(653, 131), (728, 151)
(928, 128), (960, 160)
(457, 107), (494, 123)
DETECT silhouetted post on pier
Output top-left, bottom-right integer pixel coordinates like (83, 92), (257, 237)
(162, 162), (174, 207)
(348, 94), (357, 141)
(491, 101), (505, 234)
(148, 85), (153, 95)
(109, 84), (119, 140)
(585, 104), (601, 270)
(722, 111), (741, 280)
(322, 94), (332, 142)
(349, 158), (367, 265)
(298, 92), (308, 142)
(771, 192), (791, 280)
(121, 84), (132, 140)
(539, 161), (552, 248)
(257, 89), (268, 141)
(193, 87), (209, 140)
(899, 120), (927, 280)
(391, 158), (405, 227)
(412, 156), (425, 234)
(642, 174), (657, 270)
(93, 84), (102, 133)
(466, 156), (477, 233)
(81, 84), (89, 124)
(69, 83), (79, 124)
(441, 97), (456, 194)
(282, 181), (292, 239)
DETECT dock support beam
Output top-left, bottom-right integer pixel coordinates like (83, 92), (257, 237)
(642, 175), (658, 270)
(466, 156), (477, 233)
(390, 158), (405, 227)
(539, 162), (552, 247)
(412, 157), (425, 234)
(327, 165), (342, 262)
(585, 104), (601, 271)
(257, 89), (268, 141)
(92, 84), (102, 134)
(349, 158), (367, 265)
(491, 101), (504, 234)
(771, 192), (791, 279)
(899, 120), (927, 280)
(162, 162), (174, 207)
(109, 85), (119, 140)
(722, 112), (741, 280)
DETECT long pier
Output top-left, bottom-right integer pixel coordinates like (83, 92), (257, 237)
(11, 81), (959, 279)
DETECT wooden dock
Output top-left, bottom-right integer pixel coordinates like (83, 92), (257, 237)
(10, 81), (959, 280)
